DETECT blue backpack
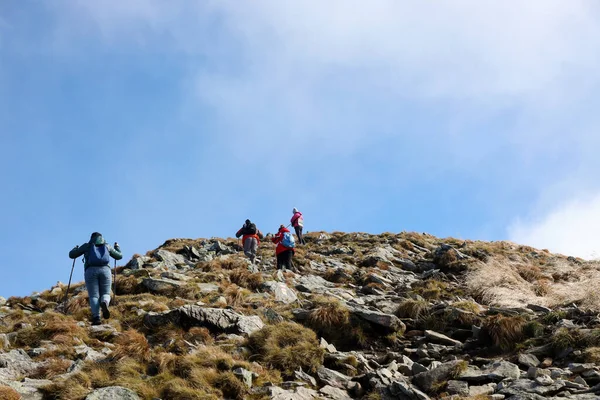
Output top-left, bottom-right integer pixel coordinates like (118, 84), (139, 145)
(281, 232), (296, 248)
(87, 244), (110, 267)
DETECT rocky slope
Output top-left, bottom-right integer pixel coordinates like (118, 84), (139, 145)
(0, 231), (600, 399)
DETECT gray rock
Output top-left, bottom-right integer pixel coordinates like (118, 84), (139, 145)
(387, 380), (431, 400)
(0, 349), (41, 380)
(125, 256), (152, 270)
(85, 386), (140, 399)
(295, 275), (336, 293)
(160, 271), (190, 281)
(461, 361), (520, 382)
(413, 360), (467, 392)
(197, 283), (220, 293)
(424, 330), (462, 347)
(144, 305), (264, 335)
(295, 369), (317, 386)
(320, 338), (337, 353)
(527, 304), (552, 314)
(447, 380), (469, 396)
(268, 386), (320, 400)
(568, 363), (596, 374)
(535, 374), (554, 386)
(154, 249), (192, 269)
(0, 378), (50, 400)
(469, 384), (495, 396)
(317, 366), (351, 389)
(0, 297), (6, 306)
(142, 277), (184, 293)
(74, 345), (105, 362)
(412, 362), (428, 375)
(262, 281), (298, 304)
(233, 367), (254, 388)
(348, 306), (406, 332)
(499, 378), (565, 396)
(518, 354), (540, 368)
(319, 385), (352, 399)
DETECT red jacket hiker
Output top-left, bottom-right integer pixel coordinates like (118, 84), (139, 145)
(272, 226), (295, 255)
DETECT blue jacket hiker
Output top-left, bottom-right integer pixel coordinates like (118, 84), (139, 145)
(69, 232), (122, 325)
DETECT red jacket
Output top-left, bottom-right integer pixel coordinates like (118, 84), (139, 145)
(272, 227), (295, 255)
(236, 228), (263, 246)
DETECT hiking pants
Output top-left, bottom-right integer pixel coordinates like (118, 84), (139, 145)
(294, 226), (305, 245)
(276, 250), (294, 271)
(85, 266), (112, 319)
(243, 237), (258, 263)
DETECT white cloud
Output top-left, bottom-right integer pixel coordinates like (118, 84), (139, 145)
(42, 1), (600, 232)
(509, 192), (600, 259)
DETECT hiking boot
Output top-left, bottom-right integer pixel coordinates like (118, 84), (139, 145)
(101, 301), (110, 319)
(91, 317), (101, 326)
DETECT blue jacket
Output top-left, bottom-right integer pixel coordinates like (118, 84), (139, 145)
(69, 234), (122, 268)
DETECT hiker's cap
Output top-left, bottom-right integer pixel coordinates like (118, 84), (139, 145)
(293, 207), (298, 213)
(245, 219), (251, 225)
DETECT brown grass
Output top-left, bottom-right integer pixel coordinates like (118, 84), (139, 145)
(31, 358), (73, 379)
(111, 330), (150, 363)
(483, 314), (525, 351)
(229, 269), (264, 291)
(0, 386), (20, 400)
(395, 299), (431, 320)
(247, 322), (324, 376)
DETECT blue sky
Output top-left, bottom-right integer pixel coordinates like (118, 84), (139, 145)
(2, 1), (600, 297)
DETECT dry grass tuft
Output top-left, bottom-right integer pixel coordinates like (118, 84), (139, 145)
(248, 321), (324, 376)
(395, 299), (431, 320)
(209, 257), (248, 271)
(112, 329), (150, 363)
(214, 371), (247, 400)
(412, 280), (449, 300)
(31, 358), (73, 379)
(0, 386), (20, 400)
(466, 258), (600, 311)
(229, 269), (264, 291)
(483, 314), (525, 351)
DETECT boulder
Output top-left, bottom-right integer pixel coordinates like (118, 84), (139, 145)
(295, 275), (336, 293)
(0, 378), (50, 400)
(143, 306), (263, 335)
(197, 283), (219, 293)
(319, 385), (352, 399)
(154, 249), (192, 269)
(447, 380), (469, 396)
(142, 277), (184, 293)
(125, 256), (152, 270)
(348, 306), (406, 332)
(518, 354), (541, 369)
(424, 330), (462, 347)
(0, 349), (41, 380)
(413, 360), (467, 392)
(317, 366), (352, 389)
(85, 386), (140, 400)
(460, 361), (520, 382)
(262, 281), (298, 304)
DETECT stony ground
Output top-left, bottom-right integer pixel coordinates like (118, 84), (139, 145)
(0, 231), (599, 399)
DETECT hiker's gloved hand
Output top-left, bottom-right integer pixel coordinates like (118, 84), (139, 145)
(114, 242), (120, 249)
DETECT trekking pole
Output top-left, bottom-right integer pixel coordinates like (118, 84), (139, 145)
(61, 259), (76, 310)
(113, 258), (117, 304)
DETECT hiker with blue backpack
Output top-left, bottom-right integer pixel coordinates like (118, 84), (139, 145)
(69, 232), (122, 326)
(272, 224), (296, 271)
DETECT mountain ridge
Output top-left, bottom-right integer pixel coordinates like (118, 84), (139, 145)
(0, 231), (599, 399)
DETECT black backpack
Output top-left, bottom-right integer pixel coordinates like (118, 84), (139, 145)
(246, 223), (257, 235)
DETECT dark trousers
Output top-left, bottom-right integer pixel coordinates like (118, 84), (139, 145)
(294, 226), (305, 245)
(276, 250), (294, 271)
